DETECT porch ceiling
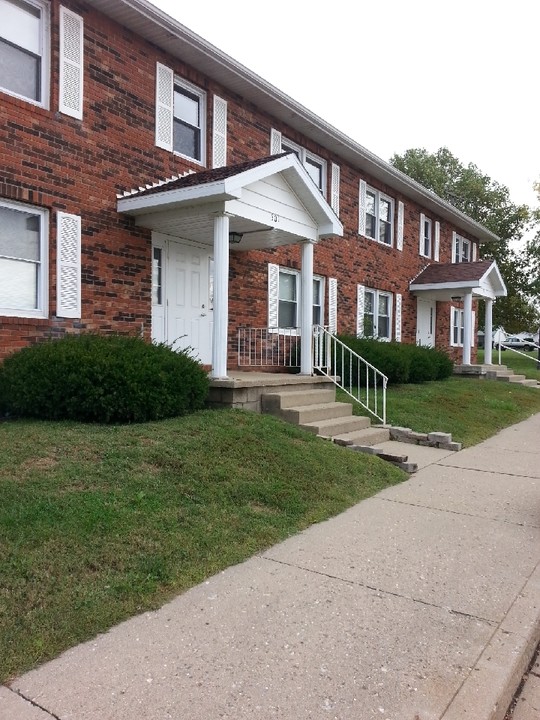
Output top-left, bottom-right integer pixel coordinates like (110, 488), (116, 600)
(117, 153), (343, 250)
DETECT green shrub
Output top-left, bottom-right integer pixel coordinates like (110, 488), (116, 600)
(335, 336), (453, 384)
(0, 334), (209, 423)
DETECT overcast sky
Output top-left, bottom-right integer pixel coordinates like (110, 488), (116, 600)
(151, 0), (539, 211)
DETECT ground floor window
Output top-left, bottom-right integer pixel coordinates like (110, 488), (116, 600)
(364, 288), (392, 340)
(0, 198), (47, 317)
(451, 307), (465, 346)
(273, 266), (324, 329)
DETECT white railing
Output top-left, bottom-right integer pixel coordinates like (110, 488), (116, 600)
(237, 327), (300, 367)
(493, 342), (540, 366)
(313, 325), (388, 424)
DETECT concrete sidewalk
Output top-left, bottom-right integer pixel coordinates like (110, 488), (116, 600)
(2, 414), (540, 720)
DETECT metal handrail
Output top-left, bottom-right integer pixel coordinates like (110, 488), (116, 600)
(312, 325), (388, 424)
(493, 342), (540, 365)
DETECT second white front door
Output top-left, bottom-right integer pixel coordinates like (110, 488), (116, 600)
(152, 234), (213, 364)
(416, 298), (436, 347)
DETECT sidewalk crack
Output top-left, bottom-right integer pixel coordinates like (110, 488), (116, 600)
(6, 687), (62, 720)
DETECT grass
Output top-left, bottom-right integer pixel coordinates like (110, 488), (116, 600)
(0, 409), (404, 683)
(338, 373), (540, 447)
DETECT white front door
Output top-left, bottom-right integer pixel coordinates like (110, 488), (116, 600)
(416, 298), (436, 347)
(152, 234), (213, 364)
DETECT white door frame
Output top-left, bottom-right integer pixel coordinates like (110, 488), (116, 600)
(416, 298), (436, 347)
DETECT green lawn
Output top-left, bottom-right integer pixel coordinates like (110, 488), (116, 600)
(0, 410), (404, 683)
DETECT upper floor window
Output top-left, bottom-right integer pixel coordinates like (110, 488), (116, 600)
(0, 198), (48, 317)
(360, 182), (394, 246)
(281, 138), (327, 196)
(453, 233), (471, 263)
(0, 0), (49, 107)
(173, 78), (206, 163)
(420, 215), (432, 258)
(364, 288), (392, 340)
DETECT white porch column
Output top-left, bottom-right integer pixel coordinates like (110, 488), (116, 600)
(462, 291), (473, 365)
(300, 240), (314, 375)
(484, 298), (493, 365)
(211, 213), (230, 379)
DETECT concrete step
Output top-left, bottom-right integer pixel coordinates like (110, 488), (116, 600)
(261, 388), (336, 411)
(520, 379), (540, 387)
(280, 401), (352, 425)
(300, 415), (372, 438)
(497, 373), (526, 382)
(332, 425), (391, 446)
(507, 375), (528, 383)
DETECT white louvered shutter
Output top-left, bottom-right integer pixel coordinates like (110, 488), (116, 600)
(59, 7), (84, 119)
(471, 310), (476, 346)
(328, 278), (337, 333)
(434, 222), (440, 261)
(472, 243), (477, 261)
(330, 164), (340, 216)
(358, 180), (367, 236)
(155, 63), (174, 151)
(212, 95), (227, 168)
(57, 212), (81, 318)
(419, 213), (425, 255)
(451, 231), (457, 262)
(356, 284), (365, 337)
(397, 201), (404, 251)
(270, 129), (282, 155)
(268, 263), (279, 328)
(395, 293), (402, 342)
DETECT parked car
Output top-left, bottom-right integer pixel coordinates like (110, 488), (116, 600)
(494, 336), (536, 351)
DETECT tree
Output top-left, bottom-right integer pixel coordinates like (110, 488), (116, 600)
(390, 147), (537, 331)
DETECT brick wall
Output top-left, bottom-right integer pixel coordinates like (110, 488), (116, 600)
(0, 0), (479, 363)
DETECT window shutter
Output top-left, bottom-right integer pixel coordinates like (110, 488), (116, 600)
(212, 95), (227, 168)
(451, 231), (457, 263)
(59, 7), (84, 119)
(270, 128), (282, 155)
(397, 201), (404, 251)
(419, 213), (425, 255)
(434, 221), (440, 261)
(328, 278), (337, 333)
(472, 243), (477, 261)
(57, 212), (81, 318)
(395, 293), (402, 342)
(471, 310), (476, 346)
(268, 263), (279, 328)
(358, 180), (367, 236)
(356, 284), (365, 337)
(155, 63), (174, 151)
(330, 164), (340, 216)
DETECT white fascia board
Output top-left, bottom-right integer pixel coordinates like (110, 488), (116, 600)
(409, 280), (478, 293)
(480, 262), (507, 296)
(117, 181), (241, 215)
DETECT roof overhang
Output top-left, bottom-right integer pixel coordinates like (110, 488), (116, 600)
(117, 153), (343, 249)
(410, 261), (507, 301)
(87, 0), (498, 245)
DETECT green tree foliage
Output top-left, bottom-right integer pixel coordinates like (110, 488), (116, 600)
(390, 147), (538, 332)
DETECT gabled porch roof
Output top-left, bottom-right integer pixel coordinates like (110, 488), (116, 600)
(117, 153), (343, 249)
(409, 261), (507, 301)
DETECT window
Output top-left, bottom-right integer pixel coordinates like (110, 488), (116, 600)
(276, 269), (324, 328)
(152, 247), (163, 306)
(0, 199), (48, 317)
(364, 289), (392, 340)
(173, 78), (206, 163)
(364, 186), (394, 246)
(420, 215), (432, 257)
(453, 233), (471, 263)
(451, 307), (464, 346)
(0, 0), (49, 106)
(281, 138), (326, 195)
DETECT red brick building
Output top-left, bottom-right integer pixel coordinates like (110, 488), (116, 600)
(0, 0), (506, 375)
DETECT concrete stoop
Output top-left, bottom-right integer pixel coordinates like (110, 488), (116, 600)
(455, 364), (540, 388)
(261, 387), (461, 473)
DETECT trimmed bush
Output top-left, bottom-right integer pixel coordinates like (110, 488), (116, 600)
(336, 336), (453, 384)
(0, 334), (209, 423)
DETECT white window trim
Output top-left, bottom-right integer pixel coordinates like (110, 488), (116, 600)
(450, 306), (464, 347)
(419, 213), (432, 258)
(0, 0), (50, 109)
(453, 232), (472, 263)
(269, 266), (325, 334)
(0, 198), (48, 318)
(173, 76), (206, 165)
(361, 184), (395, 247)
(363, 287), (393, 341)
(281, 137), (327, 197)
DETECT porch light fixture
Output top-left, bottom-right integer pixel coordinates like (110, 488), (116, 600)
(228, 231), (243, 244)
(451, 296), (462, 302)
